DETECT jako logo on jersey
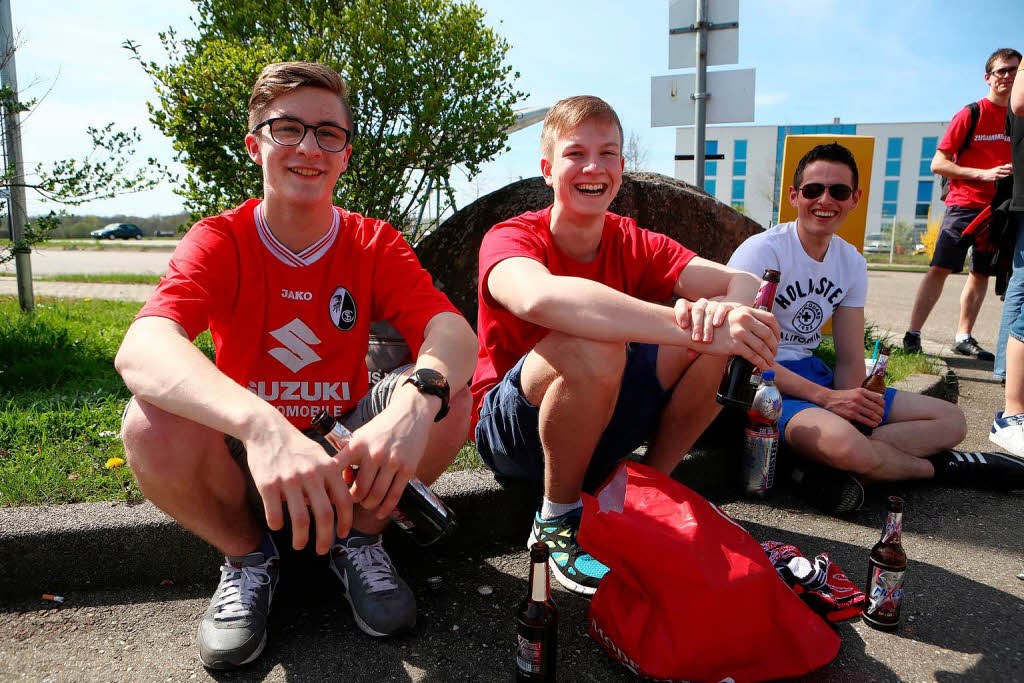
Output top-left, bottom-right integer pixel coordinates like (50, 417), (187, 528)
(268, 318), (322, 372)
(329, 286), (357, 331)
(281, 288), (313, 301)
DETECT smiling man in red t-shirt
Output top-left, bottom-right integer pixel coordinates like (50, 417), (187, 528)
(471, 96), (781, 597)
(115, 62), (476, 669)
(904, 47), (1021, 360)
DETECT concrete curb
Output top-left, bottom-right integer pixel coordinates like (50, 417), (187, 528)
(0, 363), (955, 599)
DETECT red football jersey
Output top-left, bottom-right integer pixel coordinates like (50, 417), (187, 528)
(137, 199), (458, 428)
(939, 98), (1011, 208)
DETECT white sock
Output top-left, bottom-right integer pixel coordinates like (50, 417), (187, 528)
(955, 333), (971, 343)
(540, 497), (582, 520)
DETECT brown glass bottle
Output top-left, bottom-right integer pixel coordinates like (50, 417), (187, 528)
(516, 543), (558, 681)
(717, 269), (781, 411)
(855, 346), (890, 436)
(310, 410), (458, 547)
(863, 496), (907, 631)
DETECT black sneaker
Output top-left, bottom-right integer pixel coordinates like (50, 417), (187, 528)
(902, 332), (923, 354)
(927, 449), (1024, 491)
(527, 508), (608, 596)
(788, 462), (865, 515)
(951, 336), (995, 361)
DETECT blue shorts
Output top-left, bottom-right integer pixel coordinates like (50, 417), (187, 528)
(777, 357), (897, 443)
(474, 343), (669, 486)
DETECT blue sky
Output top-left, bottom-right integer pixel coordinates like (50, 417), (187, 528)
(12, 0), (1024, 217)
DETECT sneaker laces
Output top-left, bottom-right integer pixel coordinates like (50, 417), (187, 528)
(211, 562), (272, 621)
(339, 539), (398, 593)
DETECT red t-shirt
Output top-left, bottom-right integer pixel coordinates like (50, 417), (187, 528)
(137, 199), (459, 428)
(939, 98), (1011, 208)
(470, 206), (696, 432)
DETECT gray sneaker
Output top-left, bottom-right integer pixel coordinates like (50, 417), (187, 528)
(198, 540), (279, 670)
(329, 534), (416, 637)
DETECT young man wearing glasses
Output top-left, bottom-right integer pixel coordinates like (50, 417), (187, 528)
(115, 62), (476, 669)
(728, 143), (1024, 515)
(903, 47), (1021, 361)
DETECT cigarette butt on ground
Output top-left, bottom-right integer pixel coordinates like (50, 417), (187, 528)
(41, 594), (65, 604)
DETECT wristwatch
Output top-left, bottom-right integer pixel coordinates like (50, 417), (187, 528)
(404, 368), (450, 422)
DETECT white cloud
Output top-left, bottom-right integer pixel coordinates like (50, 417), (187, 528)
(755, 91), (790, 107)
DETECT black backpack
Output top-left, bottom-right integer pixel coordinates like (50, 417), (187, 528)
(939, 101), (981, 200)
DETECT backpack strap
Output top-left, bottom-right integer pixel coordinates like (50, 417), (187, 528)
(955, 101), (982, 159)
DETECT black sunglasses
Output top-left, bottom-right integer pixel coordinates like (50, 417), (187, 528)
(797, 183), (854, 201)
(988, 66), (1018, 77)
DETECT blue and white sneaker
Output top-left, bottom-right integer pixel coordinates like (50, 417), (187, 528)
(527, 508), (608, 596)
(990, 411), (1024, 460)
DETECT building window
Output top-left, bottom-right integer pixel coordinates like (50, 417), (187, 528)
(706, 179), (716, 196)
(885, 159), (901, 177)
(882, 202), (897, 218)
(734, 139), (747, 160)
(706, 140), (718, 155)
(915, 204), (931, 219)
(884, 180), (899, 203)
(887, 137), (903, 158)
(733, 160), (746, 177)
(917, 180), (933, 203)
(919, 137), (938, 176)
(732, 179), (745, 202)
(705, 161), (718, 177)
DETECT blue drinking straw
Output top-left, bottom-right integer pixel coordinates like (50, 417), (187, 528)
(872, 339), (880, 362)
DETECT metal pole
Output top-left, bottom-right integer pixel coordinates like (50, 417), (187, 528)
(0, 0), (31, 311)
(692, 0), (708, 191)
(888, 214), (897, 265)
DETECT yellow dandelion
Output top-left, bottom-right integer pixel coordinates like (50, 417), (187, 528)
(105, 457), (125, 469)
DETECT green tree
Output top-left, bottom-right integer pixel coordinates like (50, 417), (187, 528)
(127, 0), (523, 243)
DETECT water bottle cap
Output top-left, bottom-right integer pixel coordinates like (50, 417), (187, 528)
(762, 370), (775, 381)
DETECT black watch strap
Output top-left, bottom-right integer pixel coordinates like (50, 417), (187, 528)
(404, 368), (450, 422)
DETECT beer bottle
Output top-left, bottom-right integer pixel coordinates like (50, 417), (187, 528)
(717, 269), (781, 410)
(516, 542), (558, 681)
(863, 496), (907, 631)
(310, 410), (458, 547)
(742, 371), (783, 498)
(855, 345), (890, 436)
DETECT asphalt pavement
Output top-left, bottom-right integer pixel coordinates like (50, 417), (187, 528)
(1, 267), (1023, 682)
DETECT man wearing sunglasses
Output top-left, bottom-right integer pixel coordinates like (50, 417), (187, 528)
(115, 62), (476, 669)
(904, 48), (1021, 361)
(729, 143), (1024, 515)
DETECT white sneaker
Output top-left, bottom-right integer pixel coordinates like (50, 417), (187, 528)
(989, 411), (1024, 458)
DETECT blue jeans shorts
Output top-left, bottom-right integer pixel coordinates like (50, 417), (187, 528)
(474, 343), (669, 486)
(777, 357), (897, 443)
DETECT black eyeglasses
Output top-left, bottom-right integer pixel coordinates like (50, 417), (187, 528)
(988, 66), (1018, 78)
(251, 117), (351, 152)
(798, 183), (854, 201)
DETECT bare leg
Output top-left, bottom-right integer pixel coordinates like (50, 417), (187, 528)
(122, 398), (263, 557)
(352, 388), (472, 534)
(518, 332), (627, 504)
(645, 351), (726, 473)
(908, 266), (951, 332)
(957, 272), (989, 337)
(1005, 337), (1024, 416)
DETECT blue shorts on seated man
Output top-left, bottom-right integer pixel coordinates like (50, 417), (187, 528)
(777, 356), (897, 442)
(474, 343), (669, 490)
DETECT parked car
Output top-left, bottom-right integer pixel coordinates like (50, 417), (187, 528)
(90, 223), (144, 240)
(912, 243), (927, 255)
(862, 233), (888, 253)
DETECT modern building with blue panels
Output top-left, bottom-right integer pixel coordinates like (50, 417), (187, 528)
(673, 120), (949, 246)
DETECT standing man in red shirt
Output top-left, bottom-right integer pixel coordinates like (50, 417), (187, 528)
(115, 62), (476, 669)
(904, 48), (1020, 359)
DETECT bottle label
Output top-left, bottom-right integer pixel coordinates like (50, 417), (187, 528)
(516, 634), (543, 674)
(390, 508), (415, 531)
(866, 565), (904, 620)
(742, 426), (779, 494)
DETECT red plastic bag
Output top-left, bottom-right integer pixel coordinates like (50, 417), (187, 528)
(579, 462), (839, 682)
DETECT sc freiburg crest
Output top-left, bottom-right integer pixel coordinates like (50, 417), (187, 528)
(329, 286), (357, 331)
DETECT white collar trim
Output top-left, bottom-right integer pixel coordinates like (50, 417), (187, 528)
(254, 201), (339, 267)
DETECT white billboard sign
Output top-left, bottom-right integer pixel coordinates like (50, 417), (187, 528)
(650, 69), (755, 127)
(668, 0), (739, 69)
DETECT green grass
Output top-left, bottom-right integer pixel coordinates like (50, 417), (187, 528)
(0, 273), (163, 285)
(812, 323), (937, 383)
(0, 296), (214, 506)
